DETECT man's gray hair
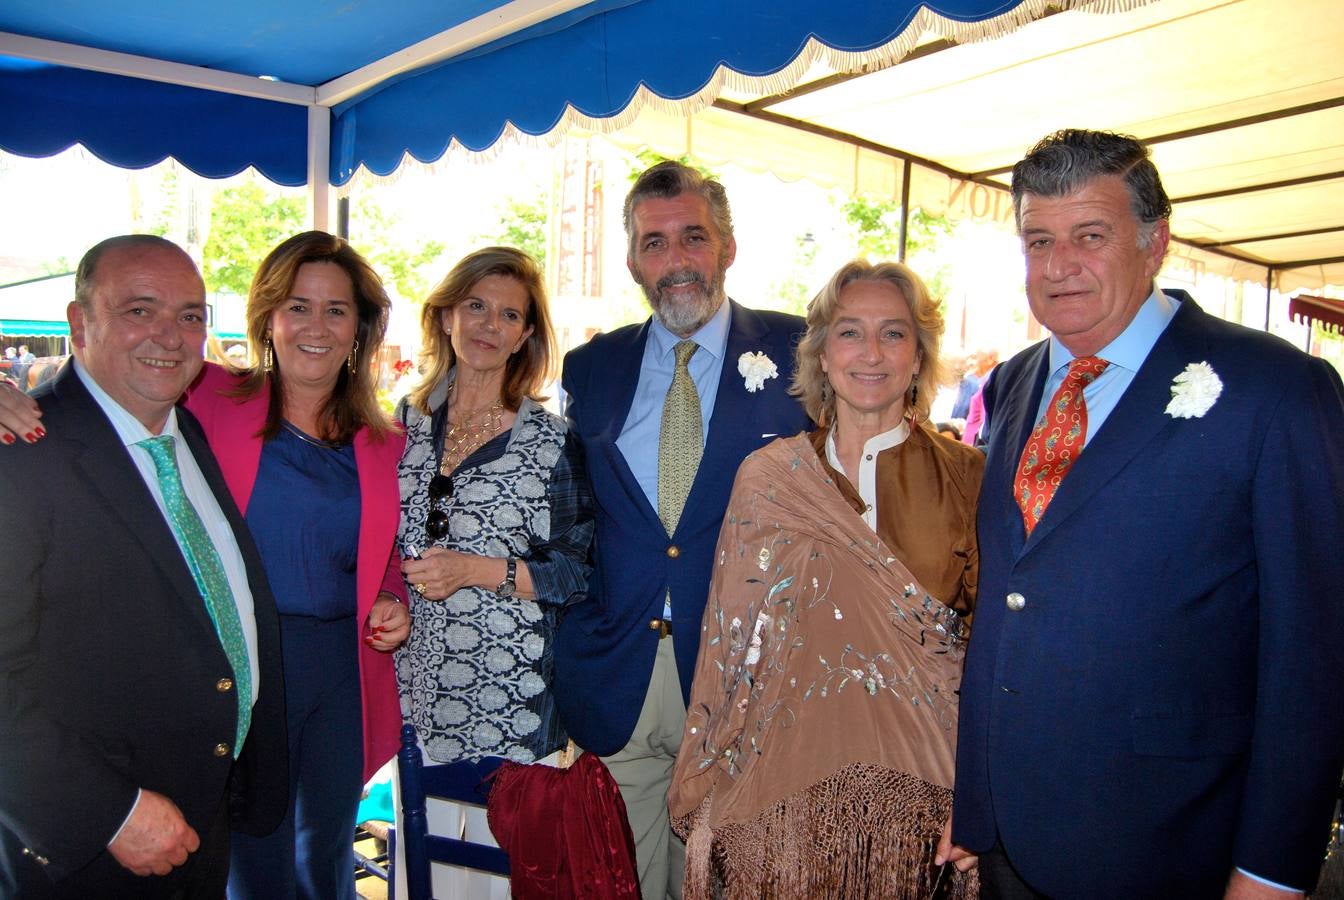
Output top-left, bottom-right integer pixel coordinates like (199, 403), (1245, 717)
(1011, 129), (1172, 248)
(623, 160), (733, 255)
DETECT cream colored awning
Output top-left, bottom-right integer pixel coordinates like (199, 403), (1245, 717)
(583, 0), (1343, 294)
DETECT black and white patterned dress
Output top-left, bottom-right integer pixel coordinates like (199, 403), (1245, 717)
(396, 380), (593, 763)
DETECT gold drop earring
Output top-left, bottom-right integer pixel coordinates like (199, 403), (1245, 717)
(347, 340), (360, 375)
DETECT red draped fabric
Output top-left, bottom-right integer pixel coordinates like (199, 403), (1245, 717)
(1289, 295), (1344, 335)
(487, 752), (640, 899)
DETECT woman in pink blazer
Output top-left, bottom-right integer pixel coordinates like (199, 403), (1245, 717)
(190, 232), (409, 900)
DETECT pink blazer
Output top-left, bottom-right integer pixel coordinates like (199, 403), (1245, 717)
(185, 363), (406, 781)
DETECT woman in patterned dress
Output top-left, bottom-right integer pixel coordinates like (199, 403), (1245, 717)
(395, 246), (593, 766)
(668, 259), (984, 899)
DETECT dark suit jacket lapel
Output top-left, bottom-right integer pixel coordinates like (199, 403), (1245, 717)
(682, 300), (767, 534)
(1022, 299), (1212, 553)
(985, 341), (1050, 557)
(52, 363), (221, 639)
(592, 320), (664, 532)
(179, 408), (271, 604)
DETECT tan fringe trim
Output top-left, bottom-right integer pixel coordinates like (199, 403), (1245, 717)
(338, 0), (1163, 191)
(680, 763), (978, 900)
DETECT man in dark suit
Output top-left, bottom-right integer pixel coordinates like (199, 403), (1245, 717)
(555, 161), (810, 898)
(0, 235), (286, 898)
(938, 130), (1344, 898)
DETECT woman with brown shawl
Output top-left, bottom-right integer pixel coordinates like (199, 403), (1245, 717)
(668, 259), (983, 899)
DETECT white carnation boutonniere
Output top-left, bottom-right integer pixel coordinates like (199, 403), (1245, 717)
(738, 351), (779, 393)
(1165, 361), (1223, 419)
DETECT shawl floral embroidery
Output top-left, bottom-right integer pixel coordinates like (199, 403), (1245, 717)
(669, 434), (965, 823)
(667, 433), (976, 898)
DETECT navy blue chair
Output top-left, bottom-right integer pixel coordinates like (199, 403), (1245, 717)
(353, 820), (392, 886)
(397, 723), (510, 900)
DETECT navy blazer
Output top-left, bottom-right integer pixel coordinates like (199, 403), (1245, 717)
(0, 362), (287, 898)
(953, 297), (1344, 896)
(555, 300), (811, 755)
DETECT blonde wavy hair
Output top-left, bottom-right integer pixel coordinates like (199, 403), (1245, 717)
(789, 259), (946, 427)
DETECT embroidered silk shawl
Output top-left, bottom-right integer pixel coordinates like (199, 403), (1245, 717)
(668, 433), (967, 828)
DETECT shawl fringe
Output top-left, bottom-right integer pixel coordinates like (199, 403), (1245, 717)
(679, 763), (978, 899)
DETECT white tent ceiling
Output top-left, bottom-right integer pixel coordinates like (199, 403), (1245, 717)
(584, 0), (1343, 294)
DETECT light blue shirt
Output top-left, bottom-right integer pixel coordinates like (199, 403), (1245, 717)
(616, 298), (732, 511)
(1034, 288), (1178, 445)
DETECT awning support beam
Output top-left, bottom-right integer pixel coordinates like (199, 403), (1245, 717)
(1197, 225), (1344, 249)
(1171, 171), (1344, 205)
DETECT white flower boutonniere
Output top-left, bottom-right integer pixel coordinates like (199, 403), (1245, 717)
(738, 351), (779, 393)
(1165, 361), (1222, 419)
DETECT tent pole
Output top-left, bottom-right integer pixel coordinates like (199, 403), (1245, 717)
(897, 162), (912, 263)
(1264, 267), (1273, 332)
(307, 105), (333, 233)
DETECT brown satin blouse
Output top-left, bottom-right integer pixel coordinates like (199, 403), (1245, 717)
(809, 422), (983, 622)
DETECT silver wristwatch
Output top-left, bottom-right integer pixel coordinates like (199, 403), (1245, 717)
(496, 557), (517, 598)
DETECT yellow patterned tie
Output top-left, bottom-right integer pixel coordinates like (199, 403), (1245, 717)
(138, 435), (252, 756)
(658, 340), (702, 537)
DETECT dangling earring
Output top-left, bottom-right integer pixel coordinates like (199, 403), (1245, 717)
(347, 339), (360, 375)
(263, 337), (273, 372)
(909, 374), (919, 407)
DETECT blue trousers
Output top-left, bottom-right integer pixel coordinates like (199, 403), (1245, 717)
(229, 615), (363, 900)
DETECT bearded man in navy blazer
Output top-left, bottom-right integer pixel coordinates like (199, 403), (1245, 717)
(0, 236), (286, 898)
(937, 130), (1344, 898)
(556, 161), (810, 898)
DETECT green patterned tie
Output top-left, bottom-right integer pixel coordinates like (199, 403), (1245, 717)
(137, 435), (252, 756)
(658, 340), (702, 537)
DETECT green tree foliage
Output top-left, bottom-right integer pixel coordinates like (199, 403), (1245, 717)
(839, 196), (954, 301)
(628, 149), (719, 184)
(201, 182), (304, 297)
(38, 256), (73, 276)
(475, 197), (548, 270)
(141, 168), (178, 238)
(351, 198), (446, 303)
(840, 196), (951, 259)
(770, 233), (821, 317)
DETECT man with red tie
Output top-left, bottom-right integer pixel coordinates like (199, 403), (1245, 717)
(940, 130), (1344, 898)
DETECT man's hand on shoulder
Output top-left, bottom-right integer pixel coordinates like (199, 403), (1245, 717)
(108, 790), (200, 877)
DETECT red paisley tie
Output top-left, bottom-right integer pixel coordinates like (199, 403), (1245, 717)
(1014, 356), (1110, 535)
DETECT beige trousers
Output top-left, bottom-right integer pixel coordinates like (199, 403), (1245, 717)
(601, 636), (688, 900)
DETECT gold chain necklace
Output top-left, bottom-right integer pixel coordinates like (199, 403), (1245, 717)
(441, 393), (504, 475)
